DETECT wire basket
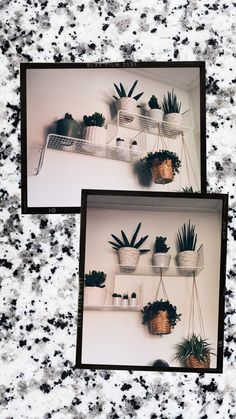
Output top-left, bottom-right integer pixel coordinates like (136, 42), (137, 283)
(148, 310), (171, 335)
(185, 354), (210, 369)
(151, 159), (174, 184)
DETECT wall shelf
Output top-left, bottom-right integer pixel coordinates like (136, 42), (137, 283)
(84, 305), (141, 312)
(112, 265), (203, 277)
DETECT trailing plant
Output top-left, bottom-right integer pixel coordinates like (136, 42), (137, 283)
(142, 299), (181, 327)
(113, 80), (144, 102)
(174, 334), (215, 364)
(141, 150), (181, 174)
(84, 270), (106, 287)
(148, 95), (161, 110)
(108, 222), (150, 254)
(177, 220), (199, 252)
(162, 89), (181, 114)
(131, 292), (137, 298)
(83, 112), (105, 127)
(154, 236), (170, 253)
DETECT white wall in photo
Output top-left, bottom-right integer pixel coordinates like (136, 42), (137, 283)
(81, 207), (222, 368)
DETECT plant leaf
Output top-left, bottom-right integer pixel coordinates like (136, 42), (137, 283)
(133, 92), (144, 101)
(111, 234), (124, 247)
(114, 83), (122, 97)
(134, 235), (149, 249)
(121, 230), (130, 246)
(130, 222), (141, 246)
(128, 80), (138, 97)
(119, 83), (126, 97)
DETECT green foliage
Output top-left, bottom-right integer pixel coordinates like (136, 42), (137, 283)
(123, 294), (129, 299)
(83, 112), (105, 127)
(113, 80), (144, 101)
(174, 334), (215, 363)
(84, 270), (106, 288)
(154, 236), (170, 253)
(112, 293), (122, 298)
(148, 95), (161, 110)
(177, 220), (199, 252)
(108, 222), (150, 254)
(141, 150), (181, 174)
(64, 113), (74, 119)
(162, 89), (181, 114)
(131, 292), (137, 298)
(142, 299), (181, 327)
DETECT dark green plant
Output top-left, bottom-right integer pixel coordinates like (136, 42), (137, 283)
(131, 292), (137, 298)
(123, 294), (129, 299)
(177, 186), (200, 193)
(131, 140), (137, 145)
(154, 236), (170, 253)
(116, 137), (124, 142)
(177, 220), (199, 252)
(113, 80), (144, 102)
(83, 112), (105, 127)
(112, 293), (122, 298)
(174, 334), (215, 363)
(84, 270), (106, 287)
(141, 150), (181, 174)
(162, 89), (181, 114)
(64, 113), (74, 119)
(108, 222), (150, 254)
(142, 299), (181, 327)
(148, 95), (161, 110)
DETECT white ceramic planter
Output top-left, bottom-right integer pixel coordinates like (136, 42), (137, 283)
(177, 250), (199, 275)
(116, 140), (130, 161)
(163, 112), (183, 128)
(130, 143), (139, 157)
(153, 253), (171, 270)
(84, 287), (106, 306)
(147, 109), (163, 122)
(122, 299), (129, 307)
(118, 247), (140, 272)
(116, 97), (137, 113)
(84, 126), (106, 145)
(112, 297), (122, 306)
(129, 298), (138, 306)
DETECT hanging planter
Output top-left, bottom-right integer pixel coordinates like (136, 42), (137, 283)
(83, 112), (106, 145)
(176, 220), (202, 274)
(174, 334), (214, 368)
(84, 270), (107, 306)
(113, 80), (144, 117)
(142, 299), (181, 335)
(162, 89), (183, 136)
(147, 95), (163, 122)
(108, 222), (150, 272)
(141, 150), (181, 184)
(153, 236), (171, 271)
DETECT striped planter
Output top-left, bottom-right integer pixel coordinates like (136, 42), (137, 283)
(118, 247), (140, 272)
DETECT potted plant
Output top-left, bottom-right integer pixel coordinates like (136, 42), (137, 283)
(129, 292), (137, 306)
(142, 299), (181, 335)
(122, 294), (129, 307)
(130, 140), (139, 156)
(141, 150), (181, 184)
(162, 89), (182, 132)
(84, 270), (107, 306)
(176, 220), (201, 272)
(112, 293), (122, 306)
(108, 222), (150, 272)
(113, 80), (144, 114)
(153, 236), (171, 270)
(174, 334), (214, 368)
(83, 112), (106, 145)
(153, 359), (170, 368)
(56, 113), (79, 138)
(147, 95), (163, 122)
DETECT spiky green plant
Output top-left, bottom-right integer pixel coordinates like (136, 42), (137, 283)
(174, 334), (215, 364)
(142, 299), (181, 327)
(141, 150), (181, 174)
(108, 222), (150, 254)
(162, 89), (181, 114)
(177, 220), (199, 252)
(113, 80), (144, 102)
(177, 186), (200, 193)
(154, 236), (170, 253)
(84, 270), (106, 287)
(148, 95), (161, 110)
(83, 112), (105, 127)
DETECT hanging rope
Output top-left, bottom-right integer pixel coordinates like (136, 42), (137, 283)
(182, 136), (200, 190)
(154, 269), (169, 301)
(187, 273), (206, 338)
(182, 133), (191, 188)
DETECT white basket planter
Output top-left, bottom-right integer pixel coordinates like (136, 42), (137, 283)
(116, 97), (137, 113)
(118, 247), (140, 272)
(177, 250), (199, 275)
(163, 113), (183, 136)
(147, 109), (163, 122)
(153, 253), (171, 272)
(84, 126), (106, 145)
(84, 287), (106, 306)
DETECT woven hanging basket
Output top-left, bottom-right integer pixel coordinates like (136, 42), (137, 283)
(148, 310), (171, 335)
(151, 159), (174, 184)
(185, 354), (210, 369)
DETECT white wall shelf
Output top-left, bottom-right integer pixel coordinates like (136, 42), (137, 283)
(84, 305), (141, 312)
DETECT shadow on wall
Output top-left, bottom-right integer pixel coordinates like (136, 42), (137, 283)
(133, 160), (152, 187)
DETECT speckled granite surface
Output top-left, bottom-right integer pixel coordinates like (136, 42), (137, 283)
(1, 1), (236, 418)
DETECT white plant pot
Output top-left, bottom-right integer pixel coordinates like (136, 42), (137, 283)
(115, 140), (130, 161)
(130, 143), (139, 157)
(163, 113), (183, 137)
(84, 126), (106, 145)
(84, 287), (106, 306)
(118, 247), (140, 272)
(122, 299), (129, 307)
(177, 251), (199, 275)
(129, 298), (138, 306)
(116, 97), (137, 113)
(153, 253), (171, 270)
(147, 109), (163, 122)
(112, 297), (122, 306)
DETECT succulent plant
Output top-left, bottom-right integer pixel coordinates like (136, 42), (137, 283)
(154, 236), (170, 253)
(113, 80), (144, 102)
(112, 293), (122, 298)
(131, 292), (137, 298)
(123, 294), (129, 299)
(108, 222), (150, 254)
(174, 334), (215, 364)
(84, 270), (106, 288)
(141, 150), (181, 174)
(148, 95), (161, 110)
(142, 299), (181, 327)
(83, 112), (105, 127)
(177, 220), (200, 252)
(64, 113), (74, 119)
(162, 89), (181, 114)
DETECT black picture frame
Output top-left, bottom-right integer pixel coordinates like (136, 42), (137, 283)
(76, 189), (228, 374)
(21, 61), (206, 214)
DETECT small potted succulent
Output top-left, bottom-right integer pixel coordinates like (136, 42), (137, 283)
(153, 236), (171, 271)
(113, 80), (144, 114)
(130, 140), (139, 156)
(56, 113), (79, 138)
(176, 220), (201, 273)
(129, 292), (137, 306)
(142, 299), (181, 335)
(122, 293), (129, 307)
(83, 112), (106, 145)
(174, 334), (215, 368)
(162, 89), (182, 132)
(141, 150), (181, 184)
(108, 222), (150, 272)
(147, 95), (163, 122)
(84, 270), (107, 306)
(112, 293), (122, 306)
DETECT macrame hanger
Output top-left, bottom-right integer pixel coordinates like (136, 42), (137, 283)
(154, 269), (169, 301)
(187, 273), (206, 339)
(181, 134), (200, 190)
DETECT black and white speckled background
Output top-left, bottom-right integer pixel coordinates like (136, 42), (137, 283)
(1, 1), (236, 418)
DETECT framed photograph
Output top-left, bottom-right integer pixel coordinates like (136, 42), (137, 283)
(76, 189), (228, 373)
(21, 61), (206, 214)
